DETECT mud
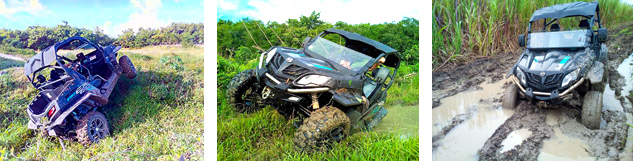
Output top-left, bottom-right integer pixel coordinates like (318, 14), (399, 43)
(432, 23), (633, 160)
(432, 52), (517, 107)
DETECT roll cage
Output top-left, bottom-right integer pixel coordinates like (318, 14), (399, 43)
(24, 37), (110, 89)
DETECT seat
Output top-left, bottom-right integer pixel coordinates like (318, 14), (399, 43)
(363, 67), (390, 98)
(579, 19), (590, 29)
(550, 23), (560, 32)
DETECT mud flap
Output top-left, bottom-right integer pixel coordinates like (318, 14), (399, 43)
(366, 107), (388, 130)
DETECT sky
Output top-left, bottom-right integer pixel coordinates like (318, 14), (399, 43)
(0, 0), (204, 37)
(624, 0), (633, 5)
(217, 0), (420, 25)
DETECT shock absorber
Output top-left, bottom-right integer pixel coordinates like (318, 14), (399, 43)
(311, 93), (319, 109)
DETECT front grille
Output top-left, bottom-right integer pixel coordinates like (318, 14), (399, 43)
(282, 64), (308, 78)
(526, 72), (563, 92)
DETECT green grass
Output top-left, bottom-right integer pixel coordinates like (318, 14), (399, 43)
(217, 55), (419, 160)
(0, 57), (23, 71)
(0, 46), (204, 160)
(432, 0), (633, 69)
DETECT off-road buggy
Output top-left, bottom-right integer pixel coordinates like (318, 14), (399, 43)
(503, 1), (608, 129)
(24, 37), (137, 144)
(228, 29), (401, 152)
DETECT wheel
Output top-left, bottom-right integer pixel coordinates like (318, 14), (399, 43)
(581, 91), (602, 129)
(119, 55), (137, 79)
(228, 70), (263, 113)
(502, 83), (519, 109)
(293, 106), (351, 153)
(75, 111), (110, 145)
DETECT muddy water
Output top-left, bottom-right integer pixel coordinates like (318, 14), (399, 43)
(374, 105), (419, 136)
(539, 111), (597, 161)
(432, 79), (513, 160)
(432, 79), (511, 135)
(499, 128), (532, 153)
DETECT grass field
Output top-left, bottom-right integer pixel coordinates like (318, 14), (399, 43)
(0, 46), (204, 160)
(217, 55), (419, 160)
(432, 0), (633, 69)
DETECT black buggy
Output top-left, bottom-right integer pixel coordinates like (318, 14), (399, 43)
(24, 37), (137, 144)
(228, 29), (401, 152)
(503, 1), (608, 129)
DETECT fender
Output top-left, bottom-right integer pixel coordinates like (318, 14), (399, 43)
(329, 89), (364, 106)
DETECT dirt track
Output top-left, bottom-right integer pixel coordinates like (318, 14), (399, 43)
(432, 23), (633, 160)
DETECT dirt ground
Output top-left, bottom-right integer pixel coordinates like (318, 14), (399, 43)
(432, 23), (633, 160)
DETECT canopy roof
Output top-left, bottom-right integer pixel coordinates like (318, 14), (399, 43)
(322, 28), (398, 54)
(530, 1), (599, 22)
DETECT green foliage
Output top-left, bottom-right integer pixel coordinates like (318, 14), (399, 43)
(217, 12), (419, 64)
(0, 45), (36, 56)
(0, 57), (22, 70)
(432, 0), (633, 69)
(115, 23), (204, 48)
(159, 55), (184, 71)
(0, 24), (114, 50)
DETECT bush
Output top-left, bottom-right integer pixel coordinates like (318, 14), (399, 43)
(0, 45), (36, 56)
(159, 55), (184, 71)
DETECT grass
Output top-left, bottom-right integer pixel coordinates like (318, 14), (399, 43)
(0, 57), (23, 71)
(432, 0), (633, 69)
(0, 46), (204, 160)
(217, 54), (419, 160)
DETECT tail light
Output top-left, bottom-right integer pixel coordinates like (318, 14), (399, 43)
(48, 105), (56, 117)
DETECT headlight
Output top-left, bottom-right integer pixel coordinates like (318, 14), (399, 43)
(561, 68), (580, 87)
(516, 67), (526, 85)
(296, 75), (331, 86)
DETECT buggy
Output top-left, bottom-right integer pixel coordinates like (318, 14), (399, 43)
(503, 1), (608, 129)
(24, 37), (137, 144)
(228, 29), (401, 152)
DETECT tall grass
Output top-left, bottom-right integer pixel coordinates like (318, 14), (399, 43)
(432, 0), (633, 69)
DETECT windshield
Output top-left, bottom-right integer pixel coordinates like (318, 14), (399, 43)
(57, 42), (97, 60)
(528, 30), (588, 48)
(307, 37), (373, 72)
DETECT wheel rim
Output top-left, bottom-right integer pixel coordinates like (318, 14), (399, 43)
(238, 84), (259, 112)
(89, 118), (107, 141)
(317, 126), (346, 149)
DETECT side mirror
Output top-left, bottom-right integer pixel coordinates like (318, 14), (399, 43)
(598, 28), (608, 43)
(518, 35), (525, 47)
(302, 36), (311, 47)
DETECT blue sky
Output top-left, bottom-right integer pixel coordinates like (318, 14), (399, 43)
(217, 0), (420, 25)
(0, 0), (203, 37)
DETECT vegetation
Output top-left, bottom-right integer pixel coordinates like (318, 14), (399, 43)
(0, 22), (203, 51)
(217, 12), (419, 160)
(432, 0), (633, 69)
(0, 46), (204, 160)
(0, 58), (22, 71)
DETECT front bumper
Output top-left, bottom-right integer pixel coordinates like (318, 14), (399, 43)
(512, 75), (584, 104)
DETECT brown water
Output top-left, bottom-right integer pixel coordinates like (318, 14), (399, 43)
(374, 105), (419, 136)
(499, 128), (532, 153)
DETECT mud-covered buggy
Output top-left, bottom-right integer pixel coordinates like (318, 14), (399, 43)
(24, 37), (137, 144)
(503, 1), (608, 129)
(228, 29), (401, 152)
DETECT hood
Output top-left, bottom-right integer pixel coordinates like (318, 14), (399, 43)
(517, 48), (593, 73)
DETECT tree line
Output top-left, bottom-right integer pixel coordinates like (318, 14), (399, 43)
(217, 11), (419, 65)
(0, 22), (203, 51)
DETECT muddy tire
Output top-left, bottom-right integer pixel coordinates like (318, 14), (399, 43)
(75, 111), (110, 145)
(293, 106), (351, 153)
(119, 55), (137, 79)
(228, 70), (263, 113)
(581, 91), (602, 129)
(502, 83), (519, 109)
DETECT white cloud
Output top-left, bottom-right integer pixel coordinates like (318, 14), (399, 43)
(110, 0), (166, 36)
(242, 0), (419, 24)
(218, 0), (237, 10)
(0, 0), (46, 18)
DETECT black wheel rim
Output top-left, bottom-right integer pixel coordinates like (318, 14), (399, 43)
(238, 83), (260, 112)
(317, 126), (346, 149)
(89, 118), (107, 141)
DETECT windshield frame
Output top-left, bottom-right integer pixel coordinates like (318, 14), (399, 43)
(304, 37), (375, 73)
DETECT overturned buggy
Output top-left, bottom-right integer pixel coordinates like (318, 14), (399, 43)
(24, 37), (137, 144)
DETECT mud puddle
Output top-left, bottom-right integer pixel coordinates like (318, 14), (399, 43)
(432, 79), (510, 135)
(374, 105), (419, 137)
